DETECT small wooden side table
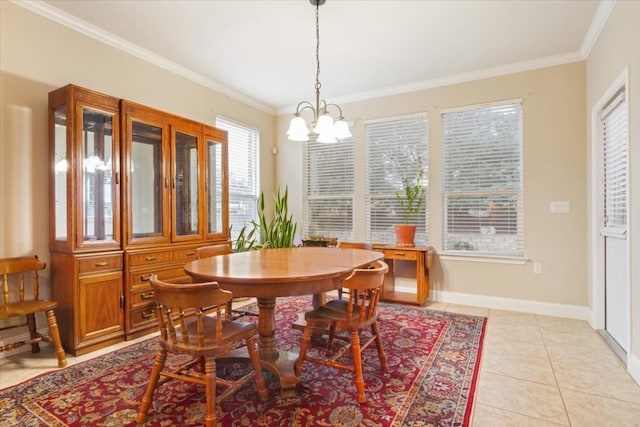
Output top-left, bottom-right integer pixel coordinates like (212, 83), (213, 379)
(372, 245), (435, 306)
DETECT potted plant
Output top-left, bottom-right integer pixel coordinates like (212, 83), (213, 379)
(231, 186), (298, 251)
(394, 168), (426, 247)
(252, 185), (298, 249)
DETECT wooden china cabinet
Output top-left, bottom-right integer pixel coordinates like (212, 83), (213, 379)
(49, 85), (229, 355)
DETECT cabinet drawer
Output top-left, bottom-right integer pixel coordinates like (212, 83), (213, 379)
(173, 247), (198, 262)
(78, 254), (122, 274)
(129, 305), (158, 329)
(128, 250), (171, 267)
(130, 266), (188, 290)
(381, 249), (418, 261)
(130, 288), (157, 308)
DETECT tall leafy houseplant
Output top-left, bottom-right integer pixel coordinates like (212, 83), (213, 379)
(252, 186), (298, 249)
(230, 224), (256, 252)
(394, 169), (426, 247)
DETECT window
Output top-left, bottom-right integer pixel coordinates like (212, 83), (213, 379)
(601, 87), (627, 231)
(442, 100), (523, 257)
(215, 116), (259, 240)
(303, 128), (355, 241)
(365, 114), (429, 245)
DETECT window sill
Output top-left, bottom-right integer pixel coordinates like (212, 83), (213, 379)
(439, 252), (528, 265)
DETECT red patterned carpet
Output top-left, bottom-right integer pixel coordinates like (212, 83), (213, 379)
(1, 297), (486, 426)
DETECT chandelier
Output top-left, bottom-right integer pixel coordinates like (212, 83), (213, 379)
(286, 0), (352, 143)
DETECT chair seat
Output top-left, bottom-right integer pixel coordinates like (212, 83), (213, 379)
(0, 300), (58, 319)
(166, 316), (259, 355)
(304, 303), (376, 330)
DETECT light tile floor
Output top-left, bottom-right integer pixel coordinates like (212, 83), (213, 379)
(425, 302), (640, 426)
(2, 301), (640, 426)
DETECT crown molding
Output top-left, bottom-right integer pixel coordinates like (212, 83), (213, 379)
(278, 50), (585, 115)
(12, 0), (275, 115)
(581, 0), (617, 57)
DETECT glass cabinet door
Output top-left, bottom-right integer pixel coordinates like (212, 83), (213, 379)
(173, 130), (201, 239)
(205, 135), (227, 238)
(129, 120), (165, 242)
(53, 106), (69, 244)
(77, 106), (120, 249)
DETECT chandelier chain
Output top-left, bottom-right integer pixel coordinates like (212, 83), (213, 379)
(315, 2), (321, 92)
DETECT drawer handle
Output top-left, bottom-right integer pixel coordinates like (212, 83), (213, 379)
(140, 274), (151, 282)
(145, 256), (157, 262)
(393, 252), (407, 256)
(142, 310), (155, 319)
(186, 251), (195, 256)
(141, 291), (154, 300)
(94, 261), (109, 267)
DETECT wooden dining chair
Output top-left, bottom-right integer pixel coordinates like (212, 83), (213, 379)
(292, 241), (375, 332)
(0, 255), (67, 368)
(195, 243), (255, 320)
(294, 260), (389, 404)
(136, 275), (267, 427)
(337, 242), (373, 300)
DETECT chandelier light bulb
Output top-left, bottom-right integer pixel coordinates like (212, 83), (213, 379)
(313, 114), (334, 134)
(333, 119), (352, 139)
(287, 116), (310, 141)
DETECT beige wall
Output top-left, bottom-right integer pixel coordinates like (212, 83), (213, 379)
(586, 1), (640, 382)
(0, 1), (276, 265)
(1, 2), (590, 320)
(277, 62), (588, 316)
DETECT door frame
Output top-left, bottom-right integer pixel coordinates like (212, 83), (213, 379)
(589, 68), (630, 347)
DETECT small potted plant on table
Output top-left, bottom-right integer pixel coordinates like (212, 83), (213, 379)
(394, 168), (426, 247)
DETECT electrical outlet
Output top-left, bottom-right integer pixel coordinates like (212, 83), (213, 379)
(533, 262), (542, 274)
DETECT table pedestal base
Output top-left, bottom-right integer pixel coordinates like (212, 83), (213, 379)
(258, 349), (300, 399)
(227, 346), (300, 399)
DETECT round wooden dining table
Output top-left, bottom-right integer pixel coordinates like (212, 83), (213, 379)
(184, 246), (384, 398)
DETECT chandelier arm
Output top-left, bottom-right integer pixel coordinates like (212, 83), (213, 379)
(324, 102), (345, 120)
(295, 101), (318, 123)
(318, 99), (328, 115)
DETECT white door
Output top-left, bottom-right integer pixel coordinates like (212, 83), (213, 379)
(604, 231), (628, 351)
(601, 87), (629, 352)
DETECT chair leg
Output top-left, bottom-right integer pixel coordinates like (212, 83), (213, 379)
(246, 336), (267, 398)
(295, 325), (314, 377)
(136, 349), (167, 424)
(350, 330), (366, 404)
(325, 324), (337, 356)
(226, 301), (233, 320)
(45, 309), (67, 367)
(26, 313), (39, 354)
(203, 356), (217, 427)
(371, 322), (388, 372)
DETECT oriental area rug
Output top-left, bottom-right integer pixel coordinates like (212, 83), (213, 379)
(0, 297), (486, 427)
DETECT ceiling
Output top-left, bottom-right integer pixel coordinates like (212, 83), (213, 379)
(31, 0), (609, 114)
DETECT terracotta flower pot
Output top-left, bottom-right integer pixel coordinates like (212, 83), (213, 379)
(394, 224), (416, 247)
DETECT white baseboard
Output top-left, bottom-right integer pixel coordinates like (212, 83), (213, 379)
(628, 352), (640, 385)
(431, 289), (592, 321)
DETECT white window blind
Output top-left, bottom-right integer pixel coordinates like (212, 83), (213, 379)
(442, 100), (523, 256)
(215, 116), (260, 239)
(303, 129), (354, 241)
(365, 114), (429, 245)
(601, 88), (627, 230)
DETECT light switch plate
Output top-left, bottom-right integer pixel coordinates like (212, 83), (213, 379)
(550, 201), (570, 213)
